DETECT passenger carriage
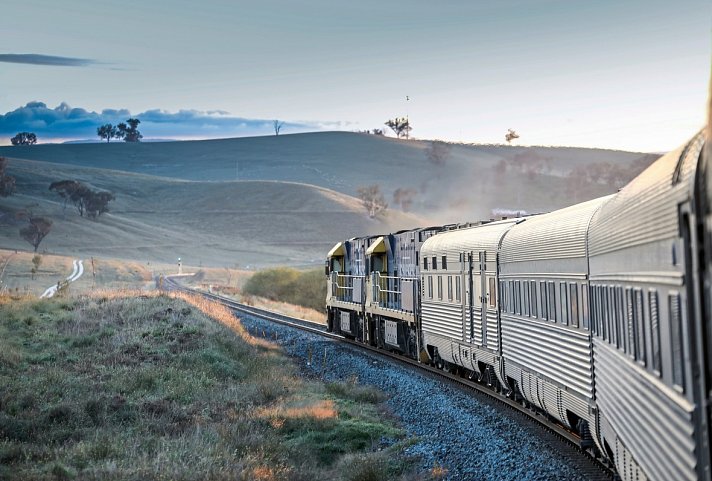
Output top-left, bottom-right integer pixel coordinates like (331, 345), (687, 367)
(498, 195), (611, 444)
(587, 132), (710, 481)
(420, 219), (520, 384)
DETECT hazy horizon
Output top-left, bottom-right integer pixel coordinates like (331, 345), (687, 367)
(2, 1), (709, 151)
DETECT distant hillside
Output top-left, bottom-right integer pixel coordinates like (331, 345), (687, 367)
(0, 158), (424, 268)
(0, 132), (659, 221)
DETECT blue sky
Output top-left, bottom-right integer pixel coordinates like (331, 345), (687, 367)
(1, 0), (709, 151)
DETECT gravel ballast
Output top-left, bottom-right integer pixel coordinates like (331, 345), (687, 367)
(240, 313), (601, 480)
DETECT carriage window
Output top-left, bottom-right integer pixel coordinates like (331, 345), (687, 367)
(548, 281), (556, 322)
(635, 289), (646, 365)
(570, 284), (579, 328)
(617, 287), (626, 353)
(437, 276), (443, 300)
(649, 290), (661, 375)
(489, 277), (497, 308)
(428, 276), (433, 299)
(589, 286), (597, 335)
(432, 257), (437, 270)
(560, 282), (569, 325)
(601, 286), (608, 339)
(442, 256), (447, 271)
(455, 277), (461, 302)
(447, 276), (453, 301)
(515, 281), (521, 315)
(626, 288), (635, 359)
(523, 281), (530, 316)
(581, 284), (589, 330)
(423, 257), (428, 270)
(669, 292), (685, 392)
(540, 281), (548, 320)
(530, 282), (538, 318)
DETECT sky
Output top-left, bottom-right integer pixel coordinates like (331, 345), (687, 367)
(1, 0), (710, 151)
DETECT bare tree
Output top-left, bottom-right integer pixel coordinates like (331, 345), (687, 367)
(273, 120), (283, 136)
(505, 129), (519, 144)
(385, 117), (411, 139)
(393, 187), (418, 212)
(357, 184), (388, 218)
(20, 217), (52, 252)
(426, 141), (451, 166)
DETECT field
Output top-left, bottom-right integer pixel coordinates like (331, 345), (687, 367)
(0, 154), (421, 268)
(0, 292), (420, 480)
(1, 131), (657, 220)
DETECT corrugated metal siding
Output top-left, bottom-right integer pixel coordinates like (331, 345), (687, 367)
(589, 134), (704, 259)
(595, 341), (696, 481)
(500, 196), (612, 267)
(422, 301), (463, 341)
(502, 314), (593, 399)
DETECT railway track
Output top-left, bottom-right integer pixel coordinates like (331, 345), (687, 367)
(163, 276), (614, 480)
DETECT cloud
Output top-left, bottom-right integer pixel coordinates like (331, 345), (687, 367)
(0, 102), (331, 142)
(0, 53), (97, 67)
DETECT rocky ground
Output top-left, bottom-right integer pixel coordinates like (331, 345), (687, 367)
(240, 313), (606, 481)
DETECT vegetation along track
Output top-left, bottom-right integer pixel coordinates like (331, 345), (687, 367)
(163, 276), (614, 480)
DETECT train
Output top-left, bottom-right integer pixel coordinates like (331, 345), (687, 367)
(325, 130), (711, 481)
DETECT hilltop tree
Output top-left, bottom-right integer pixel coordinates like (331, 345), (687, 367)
(273, 120), (283, 136)
(426, 141), (451, 166)
(20, 217), (52, 252)
(385, 117), (411, 139)
(505, 129), (519, 144)
(357, 184), (388, 218)
(0, 157), (16, 197)
(11, 132), (37, 146)
(117, 118), (142, 142)
(97, 123), (120, 143)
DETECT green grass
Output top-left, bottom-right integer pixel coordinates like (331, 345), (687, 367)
(0, 292), (421, 480)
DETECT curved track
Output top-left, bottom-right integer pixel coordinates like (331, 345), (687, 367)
(163, 276), (614, 480)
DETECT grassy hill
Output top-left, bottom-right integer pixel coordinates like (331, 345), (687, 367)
(0, 157), (423, 268)
(0, 131), (659, 221)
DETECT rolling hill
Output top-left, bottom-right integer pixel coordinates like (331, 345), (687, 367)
(0, 157), (423, 268)
(0, 132), (659, 221)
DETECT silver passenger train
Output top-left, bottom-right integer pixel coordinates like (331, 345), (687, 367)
(326, 130), (712, 480)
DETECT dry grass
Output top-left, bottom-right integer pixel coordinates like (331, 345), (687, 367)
(0, 291), (421, 480)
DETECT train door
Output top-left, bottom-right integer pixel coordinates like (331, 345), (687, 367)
(466, 253), (475, 344)
(478, 251), (488, 347)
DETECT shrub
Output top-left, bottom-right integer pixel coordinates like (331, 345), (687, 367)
(242, 267), (326, 312)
